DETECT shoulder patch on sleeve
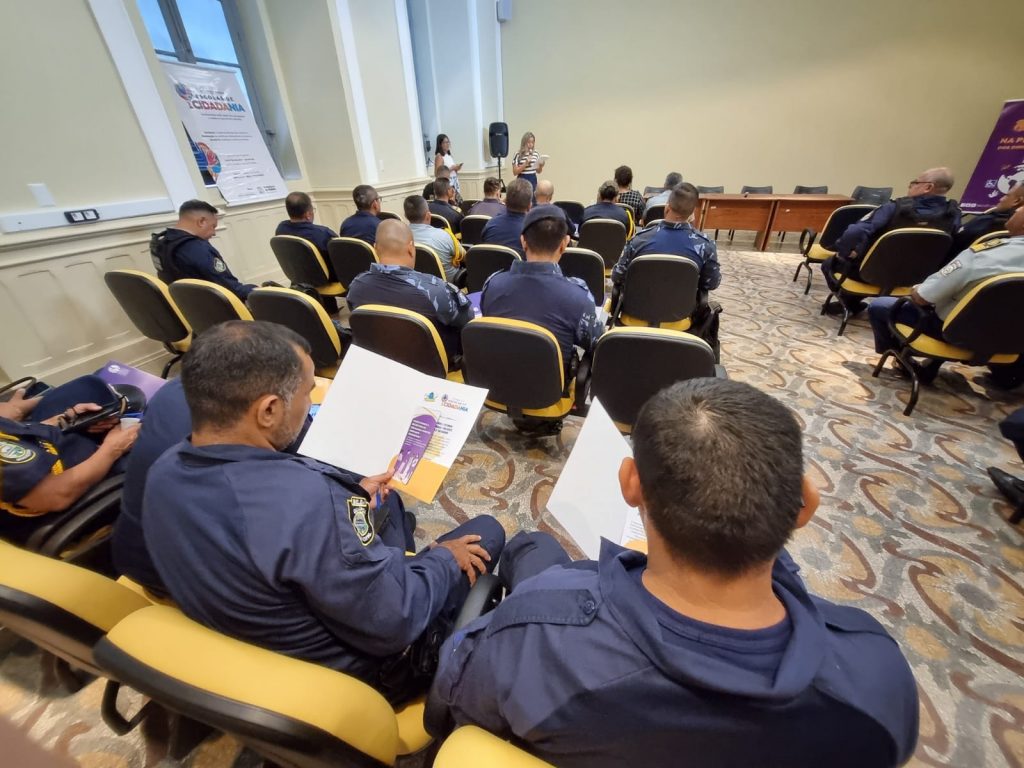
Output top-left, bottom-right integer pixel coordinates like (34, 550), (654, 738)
(213, 257), (228, 273)
(0, 439), (37, 464)
(347, 496), (375, 546)
(566, 276), (591, 293)
(970, 238), (1004, 253)
(939, 259), (963, 276)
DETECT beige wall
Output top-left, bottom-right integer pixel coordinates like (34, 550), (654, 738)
(500, 0), (1024, 203)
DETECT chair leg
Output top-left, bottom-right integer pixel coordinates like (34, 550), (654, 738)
(101, 680), (156, 735)
(872, 350), (893, 378)
(728, 229), (735, 242)
(51, 656), (89, 693)
(161, 351), (183, 379)
(892, 350), (921, 416)
(166, 712), (215, 761)
(837, 304), (851, 336)
(804, 266), (814, 295)
(820, 292), (833, 316)
(791, 260), (805, 283)
(1011, 505), (1024, 525)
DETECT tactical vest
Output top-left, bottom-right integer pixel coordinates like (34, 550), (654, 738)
(149, 230), (199, 284)
(884, 196), (960, 235)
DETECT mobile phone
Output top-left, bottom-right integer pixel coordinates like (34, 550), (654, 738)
(61, 399), (125, 434)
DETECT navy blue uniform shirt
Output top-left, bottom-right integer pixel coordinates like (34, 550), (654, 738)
(428, 541), (919, 768)
(612, 220), (721, 291)
(835, 195), (961, 261)
(429, 201), (464, 234)
(481, 261), (602, 365)
(582, 201), (630, 230)
(152, 229), (254, 300)
(339, 210), (380, 245)
(275, 219), (337, 261)
(480, 211), (527, 257)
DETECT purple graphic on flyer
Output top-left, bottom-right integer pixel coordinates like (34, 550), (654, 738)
(393, 409), (439, 484)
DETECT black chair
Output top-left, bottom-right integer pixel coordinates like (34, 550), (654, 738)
(613, 255), (700, 331)
(559, 248), (606, 306)
(269, 236), (345, 299)
(696, 186), (724, 194)
(852, 186), (893, 205)
(350, 304), (460, 381)
(169, 279), (253, 336)
(642, 204), (665, 226)
(464, 245), (521, 293)
(793, 204), (876, 294)
(104, 270), (192, 378)
(821, 228), (953, 335)
(794, 185), (829, 194)
(460, 199), (480, 212)
(377, 211), (400, 221)
(248, 287), (344, 377)
(577, 219), (628, 274)
(553, 201), (585, 227)
(730, 186), (773, 241)
(614, 203), (636, 239)
(414, 244), (447, 281)
(430, 213), (452, 231)
(460, 215), (490, 246)
(326, 237), (378, 293)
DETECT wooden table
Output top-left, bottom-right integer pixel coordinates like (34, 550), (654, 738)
(696, 194), (852, 251)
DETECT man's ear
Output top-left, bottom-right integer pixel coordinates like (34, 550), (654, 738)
(520, 234), (528, 253)
(253, 394), (282, 430)
(619, 457), (644, 508)
(795, 475), (820, 529)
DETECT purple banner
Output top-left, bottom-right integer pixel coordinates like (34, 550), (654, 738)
(960, 100), (1024, 214)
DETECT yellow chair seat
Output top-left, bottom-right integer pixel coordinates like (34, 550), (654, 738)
(618, 313), (692, 332)
(115, 575), (178, 607)
(832, 275), (913, 298)
(171, 335), (192, 353)
(318, 282), (346, 297)
(394, 698), (432, 755)
(434, 725), (553, 766)
(895, 324), (1021, 364)
(485, 380), (575, 419)
(446, 369), (465, 383)
(806, 243), (834, 263)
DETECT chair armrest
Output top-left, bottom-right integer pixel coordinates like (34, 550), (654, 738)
(886, 296), (934, 347)
(571, 351), (592, 417)
(23, 474), (126, 551)
(798, 228), (818, 256)
(454, 573), (503, 631)
(38, 489), (123, 559)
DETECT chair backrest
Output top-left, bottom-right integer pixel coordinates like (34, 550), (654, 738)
(465, 244), (521, 293)
(794, 185), (828, 194)
(643, 204), (666, 224)
(741, 185), (773, 194)
(970, 229), (1010, 249)
(377, 211), (400, 221)
(169, 279), (253, 336)
(461, 199), (480, 211)
(0, 540), (150, 677)
(591, 329), (717, 432)
(269, 235), (332, 287)
(93, 605), (405, 768)
(104, 270), (191, 347)
(614, 203), (636, 238)
(414, 244), (447, 280)
(462, 318), (565, 411)
(247, 287), (342, 375)
(857, 228), (953, 293)
(559, 248), (606, 305)
(851, 185), (893, 205)
(577, 219), (628, 270)
(818, 204), (877, 249)
(553, 201), (585, 225)
(350, 304), (449, 378)
(430, 213), (452, 231)
(942, 272), (1024, 355)
(434, 726), (554, 767)
(618, 255), (700, 324)
(326, 237), (378, 290)
(460, 215), (491, 246)
(696, 186), (724, 194)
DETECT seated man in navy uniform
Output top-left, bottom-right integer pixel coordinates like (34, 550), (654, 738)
(144, 321), (505, 703)
(952, 182), (1023, 253)
(0, 378), (138, 544)
(275, 191), (337, 272)
(150, 199), (256, 301)
(427, 378), (919, 767)
(346, 219), (473, 369)
(467, 177), (506, 218)
(868, 202), (1024, 387)
(339, 184), (382, 245)
(480, 178), (533, 257)
(428, 178), (464, 235)
(822, 167), (961, 313)
(581, 180), (631, 231)
(481, 204), (602, 370)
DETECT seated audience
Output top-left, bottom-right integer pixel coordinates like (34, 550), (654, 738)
(481, 204), (602, 367)
(468, 178), (506, 217)
(427, 378), (919, 768)
(868, 203), (1024, 386)
(534, 179), (555, 205)
(423, 165), (452, 201)
(406, 195), (463, 281)
(429, 178), (464, 234)
(0, 378), (138, 545)
(645, 171), (684, 207)
(347, 220), (473, 367)
(144, 321), (505, 704)
(150, 199), (255, 301)
(582, 181), (631, 230)
(823, 167), (961, 313)
(339, 184), (382, 245)
(614, 165), (646, 222)
(953, 183), (1024, 253)
(481, 178), (533, 256)
(274, 191), (337, 264)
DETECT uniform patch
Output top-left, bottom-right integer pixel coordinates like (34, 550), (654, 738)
(0, 439), (35, 464)
(213, 257), (228, 273)
(939, 259), (962, 276)
(970, 238), (1004, 253)
(347, 496), (375, 546)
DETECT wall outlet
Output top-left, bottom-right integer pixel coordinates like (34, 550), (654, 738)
(64, 209), (100, 223)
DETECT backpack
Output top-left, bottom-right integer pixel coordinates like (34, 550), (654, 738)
(149, 229), (199, 284)
(885, 197), (960, 235)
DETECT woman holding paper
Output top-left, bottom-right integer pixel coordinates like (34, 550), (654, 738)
(512, 131), (546, 191)
(433, 134), (463, 204)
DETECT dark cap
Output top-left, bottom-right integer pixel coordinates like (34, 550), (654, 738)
(522, 204), (568, 233)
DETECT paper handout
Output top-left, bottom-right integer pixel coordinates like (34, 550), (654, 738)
(299, 346), (487, 502)
(546, 399), (647, 559)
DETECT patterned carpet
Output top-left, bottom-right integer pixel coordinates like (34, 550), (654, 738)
(2, 242), (1023, 767)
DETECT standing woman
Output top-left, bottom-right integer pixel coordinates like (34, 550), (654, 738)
(434, 134), (464, 206)
(512, 131), (545, 191)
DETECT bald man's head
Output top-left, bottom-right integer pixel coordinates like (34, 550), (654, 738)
(535, 179), (554, 203)
(910, 167), (954, 197)
(375, 219), (415, 267)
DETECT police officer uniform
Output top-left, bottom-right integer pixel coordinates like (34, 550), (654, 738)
(339, 209), (380, 246)
(143, 441), (505, 703)
(428, 200), (464, 235)
(151, 228), (254, 301)
(480, 211), (527, 257)
(426, 536), (919, 768)
(346, 263), (474, 367)
(581, 200), (630, 230)
(275, 219), (337, 267)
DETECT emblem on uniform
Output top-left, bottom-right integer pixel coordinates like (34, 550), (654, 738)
(213, 257), (228, 273)
(347, 496), (375, 546)
(970, 238), (1004, 253)
(939, 259), (962, 276)
(0, 440), (35, 464)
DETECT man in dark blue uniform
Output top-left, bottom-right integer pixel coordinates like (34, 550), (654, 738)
(275, 191), (337, 262)
(143, 321), (504, 703)
(347, 220), (473, 368)
(339, 185), (382, 245)
(952, 183), (1023, 253)
(428, 178), (464, 235)
(582, 180), (630, 230)
(480, 178), (533, 257)
(822, 167), (961, 313)
(150, 199), (256, 301)
(427, 379), (919, 767)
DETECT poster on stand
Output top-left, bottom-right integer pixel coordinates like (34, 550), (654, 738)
(960, 99), (1024, 213)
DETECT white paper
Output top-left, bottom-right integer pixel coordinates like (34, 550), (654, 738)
(546, 399), (644, 559)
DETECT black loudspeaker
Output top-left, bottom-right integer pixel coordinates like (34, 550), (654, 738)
(489, 122), (509, 159)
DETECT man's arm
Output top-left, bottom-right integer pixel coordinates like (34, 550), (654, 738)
(913, 251), (974, 310)
(610, 239), (636, 287)
(573, 292), (603, 354)
(180, 242), (254, 300)
(834, 203), (895, 261)
(440, 284), (475, 329)
(700, 241), (722, 291)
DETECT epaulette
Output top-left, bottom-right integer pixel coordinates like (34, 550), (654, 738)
(970, 237), (1005, 252)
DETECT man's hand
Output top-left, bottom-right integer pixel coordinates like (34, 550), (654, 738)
(0, 389), (42, 422)
(431, 534), (491, 586)
(360, 470), (394, 509)
(98, 423), (140, 458)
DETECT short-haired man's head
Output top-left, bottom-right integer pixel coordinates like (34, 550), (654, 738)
(182, 321), (311, 434)
(483, 177), (501, 197)
(913, 167), (954, 195)
(179, 199), (218, 218)
(632, 379), (804, 576)
(664, 171), (683, 188)
(667, 182), (700, 219)
(505, 178), (533, 212)
(285, 191), (313, 219)
(614, 165), (633, 188)
(523, 217), (568, 255)
(353, 185), (379, 211)
(404, 194), (429, 222)
(435, 165), (451, 179)
(376, 219), (415, 266)
(433, 178), (451, 200)
(598, 181), (618, 202)
(178, 199), (219, 238)
(534, 179), (554, 203)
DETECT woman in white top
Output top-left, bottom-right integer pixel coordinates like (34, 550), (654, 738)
(434, 134), (464, 203)
(512, 131), (545, 191)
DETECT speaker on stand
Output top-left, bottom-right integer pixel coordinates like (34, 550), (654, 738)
(489, 122), (509, 192)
